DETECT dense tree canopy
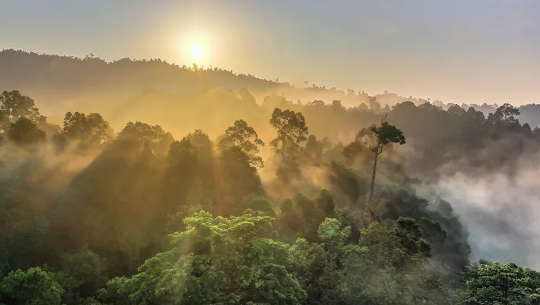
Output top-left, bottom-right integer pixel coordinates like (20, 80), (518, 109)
(0, 89), (539, 305)
(56, 112), (113, 151)
(460, 262), (540, 305)
(100, 211), (306, 305)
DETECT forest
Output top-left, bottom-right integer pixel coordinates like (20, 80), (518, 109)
(1, 84), (540, 305)
(2, 51), (540, 305)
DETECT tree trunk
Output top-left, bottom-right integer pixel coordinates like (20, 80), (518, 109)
(367, 149), (379, 221)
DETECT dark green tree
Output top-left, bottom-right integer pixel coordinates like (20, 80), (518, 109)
(289, 217), (362, 305)
(0, 267), (64, 305)
(218, 119), (264, 168)
(367, 121), (405, 219)
(460, 262), (540, 305)
(55, 249), (108, 305)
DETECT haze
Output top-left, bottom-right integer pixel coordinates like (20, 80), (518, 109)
(3, 2), (540, 304)
(1, 0), (539, 105)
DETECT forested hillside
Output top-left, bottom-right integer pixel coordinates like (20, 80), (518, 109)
(1, 85), (540, 304)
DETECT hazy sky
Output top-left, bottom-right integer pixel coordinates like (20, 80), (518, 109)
(1, 0), (539, 104)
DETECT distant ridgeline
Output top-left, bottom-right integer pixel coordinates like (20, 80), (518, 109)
(2, 49), (540, 130)
(0, 49), (284, 111)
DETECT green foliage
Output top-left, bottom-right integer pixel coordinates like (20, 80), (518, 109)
(351, 219), (446, 305)
(3, 89), (540, 305)
(289, 218), (364, 305)
(237, 195), (275, 216)
(56, 249), (108, 304)
(0, 267), (64, 305)
(100, 211), (306, 305)
(360, 219), (429, 270)
(460, 262), (540, 305)
(289, 217), (444, 305)
(278, 191), (336, 242)
(371, 121), (406, 147)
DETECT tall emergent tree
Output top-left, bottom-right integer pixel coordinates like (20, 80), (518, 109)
(218, 119), (264, 168)
(269, 108), (309, 181)
(367, 121), (405, 218)
(269, 108), (309, 159)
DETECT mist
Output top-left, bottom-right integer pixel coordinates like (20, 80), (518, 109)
(433, 154), (540, 269)
(2, 50), (540, 305)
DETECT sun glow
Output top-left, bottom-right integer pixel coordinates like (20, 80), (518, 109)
(190, 45), (204, 61)
(176, 29), (214, 65)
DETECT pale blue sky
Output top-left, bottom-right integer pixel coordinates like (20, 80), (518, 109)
(1, 0), (539, 104)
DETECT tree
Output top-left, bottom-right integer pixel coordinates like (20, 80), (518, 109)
(100, 211), (306, 305)
(270, 108), (309, 159)
(354, 218), (438, 305)
(0, 267), (64, 305)
(488, 103), (520, 125)
(55, 249), (108, 305)
(270, 108), (309, 181)
(304, 135), (328, 164)
(218, 147), (265, 214)
(0, 90), (44, 125)
(460, 262), (540, 305)
(367, 121), (405, 220)
(218, 120), (264, 168)
(278, 191), (336, 242)
(289, 218), (363, 305)
(7, 117), (46, 146)
(116, 121), (174, 157)
(58, 112), (113, 150)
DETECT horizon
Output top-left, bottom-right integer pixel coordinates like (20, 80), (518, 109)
(1, 48), (535, 109)
(1, 0), (539, 106)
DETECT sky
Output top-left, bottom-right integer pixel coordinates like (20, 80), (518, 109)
(1, 0), (539, 105)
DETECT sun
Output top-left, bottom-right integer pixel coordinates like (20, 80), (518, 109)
(190, 45), (204, 61)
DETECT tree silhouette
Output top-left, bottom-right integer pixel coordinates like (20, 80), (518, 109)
(0, 90), (44, 125)
(56, 112), (113, 150)
(367, 121), (406, 220)
(270, 108), (309, 181)
(488, 103), (520, 125)
(8, 117), (46, 146)
(270, 108), (309, 160)
(218, 119), (264, 168)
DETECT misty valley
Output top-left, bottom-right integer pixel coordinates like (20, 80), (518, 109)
(1, 50), (540, 305)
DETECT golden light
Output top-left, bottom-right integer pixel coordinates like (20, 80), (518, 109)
(190, 45), (204, 61)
